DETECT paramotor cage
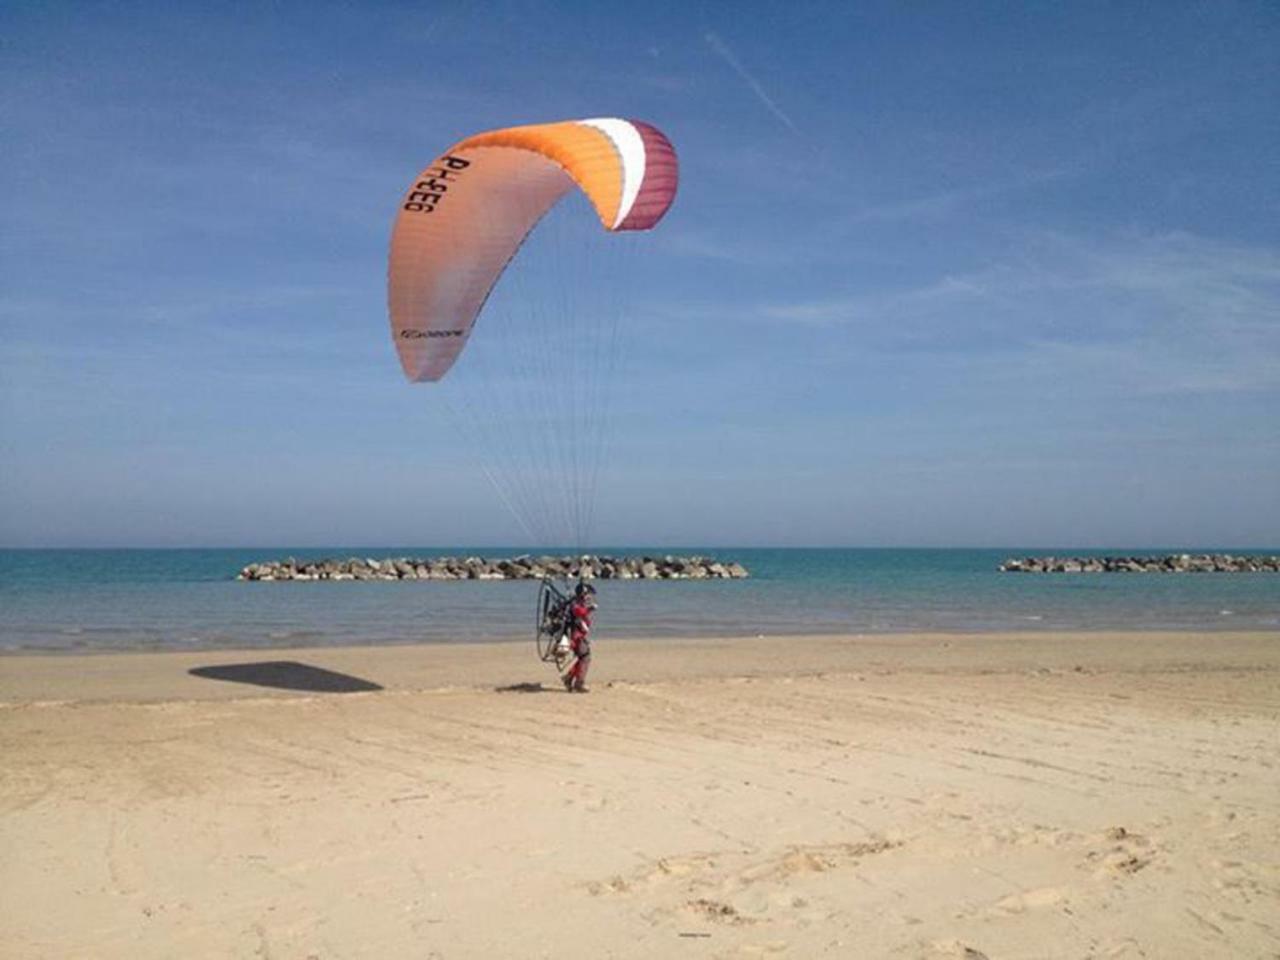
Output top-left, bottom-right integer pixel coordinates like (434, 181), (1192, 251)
(535, 577), (572, 669)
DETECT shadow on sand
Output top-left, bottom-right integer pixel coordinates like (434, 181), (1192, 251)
(189, 661), (383, 693)
(494, 682), (552, 694)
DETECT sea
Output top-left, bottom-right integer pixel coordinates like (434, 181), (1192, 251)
(1, 548), (1277, 654)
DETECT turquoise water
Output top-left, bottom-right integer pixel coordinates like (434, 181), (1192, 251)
(1, 548), (1277, 652)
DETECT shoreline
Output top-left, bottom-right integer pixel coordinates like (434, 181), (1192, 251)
(2, 629), (1276, 704)
(5, 616), (1277, 660)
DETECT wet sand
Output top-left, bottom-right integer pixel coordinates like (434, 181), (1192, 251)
(2, 631), (1278, 958)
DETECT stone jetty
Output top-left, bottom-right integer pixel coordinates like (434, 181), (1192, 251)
(1000, 554), (1280, 573)
(237, 555), (749, 582)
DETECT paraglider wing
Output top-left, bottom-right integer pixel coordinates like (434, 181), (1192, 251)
(387, 118), (678, 382)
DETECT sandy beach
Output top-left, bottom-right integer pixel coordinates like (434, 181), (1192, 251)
(2, 631), (1277, 959)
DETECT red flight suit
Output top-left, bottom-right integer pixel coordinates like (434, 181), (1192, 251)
(564, 598), (593, 691)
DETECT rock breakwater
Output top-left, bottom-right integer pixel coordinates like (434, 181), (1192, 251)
(237, 555), (750, 582)
(1000, 554), (1280, 573)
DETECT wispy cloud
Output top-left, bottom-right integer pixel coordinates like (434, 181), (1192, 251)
(763, 230), (1280, 320)
(832, 81), (1215, 229)
(657, 229), (800, 266)
(682, 230), (1280, 399)
(842, 161), (1086, 226)
(704, 31), (800, 135)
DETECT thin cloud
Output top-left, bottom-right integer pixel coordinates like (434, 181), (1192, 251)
(763, 230), (1280, 323)
(704, 30), (800, 135)
(844, 161), (1086, 226)
(677, 229), (1280, 399)
(657, 229), (791, 266)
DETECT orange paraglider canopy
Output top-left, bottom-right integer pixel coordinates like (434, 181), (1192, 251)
(387, 118), (678, 382)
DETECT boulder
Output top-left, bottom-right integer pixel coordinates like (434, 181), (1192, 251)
(237, 553), (753, 584)
(999, 553), (1280, 574)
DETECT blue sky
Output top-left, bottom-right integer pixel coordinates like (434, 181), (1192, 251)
(2, 1), (1277, 548)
